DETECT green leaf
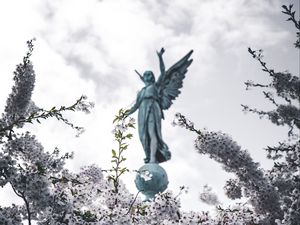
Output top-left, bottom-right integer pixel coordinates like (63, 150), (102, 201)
(118, 108), (123, 115)
(121, 144), (128, 149)
(112, 149), (117, 157)
(128, 123), (135, 128)
(113, 116), (119, 124)
(120, 157), (127, 162)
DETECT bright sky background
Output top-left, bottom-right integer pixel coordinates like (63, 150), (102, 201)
(0, 0), (299, 213)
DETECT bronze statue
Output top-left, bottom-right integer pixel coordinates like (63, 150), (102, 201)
(126, 48), (193, 164)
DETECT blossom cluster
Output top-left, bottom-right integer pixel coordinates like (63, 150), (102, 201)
(194, 129), (282, 222)
(215, 204), (265, 225)
(0, 205), (22, 225)
(199, 185), (219, 205)
(74, 95), (95, 114)
(223, 178), (242, 200)
(1, 39), (36, 128)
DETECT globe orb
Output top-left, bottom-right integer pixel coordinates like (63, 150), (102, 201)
(135, 163), (168, 201)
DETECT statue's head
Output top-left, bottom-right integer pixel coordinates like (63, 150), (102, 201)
(142, 71), (155, 84)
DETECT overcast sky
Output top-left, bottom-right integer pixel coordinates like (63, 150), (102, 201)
(0, 0), (299, 212)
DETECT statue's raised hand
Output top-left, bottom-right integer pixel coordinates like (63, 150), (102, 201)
(157, 48), (165, 57)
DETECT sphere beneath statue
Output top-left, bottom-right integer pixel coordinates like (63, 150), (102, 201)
(135, 163), (168, 201)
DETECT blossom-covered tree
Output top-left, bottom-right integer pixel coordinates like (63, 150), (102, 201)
(243, 5), (300, 225)
(0, 39), (95, 225)
(173, 4), (299, 225)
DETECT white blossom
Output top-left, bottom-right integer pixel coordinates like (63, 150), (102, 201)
(199, 185), (220, 206)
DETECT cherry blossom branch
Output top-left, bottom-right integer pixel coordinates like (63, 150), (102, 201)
(282, 4), (300, 48)
(173, 113), (283, 223)
(0, 95), (94, 138)
(247, 48), (274, 77)
(109, 108), (135, 193)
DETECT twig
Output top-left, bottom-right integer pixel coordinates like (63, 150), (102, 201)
(247, 48), (274, 77)
(0, 96), (86, 135)
(125, 191), (141, 215)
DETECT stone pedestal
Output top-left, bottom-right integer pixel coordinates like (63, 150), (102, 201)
(135, 163), (168, 201)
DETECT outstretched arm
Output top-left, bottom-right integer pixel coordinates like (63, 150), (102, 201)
(126, 103), (138, 116)
(157, 48), (166, 81)
(126, 91), (142, 116)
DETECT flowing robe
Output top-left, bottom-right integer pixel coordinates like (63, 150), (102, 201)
(135, 83), (171, 163)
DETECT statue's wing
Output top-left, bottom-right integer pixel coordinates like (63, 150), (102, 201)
(156, 50), (193, 110)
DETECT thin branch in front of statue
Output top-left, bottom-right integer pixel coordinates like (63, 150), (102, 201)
(124, 191), (141, 215)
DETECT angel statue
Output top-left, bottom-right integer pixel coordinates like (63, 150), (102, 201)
(125, 48), (193, 164)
